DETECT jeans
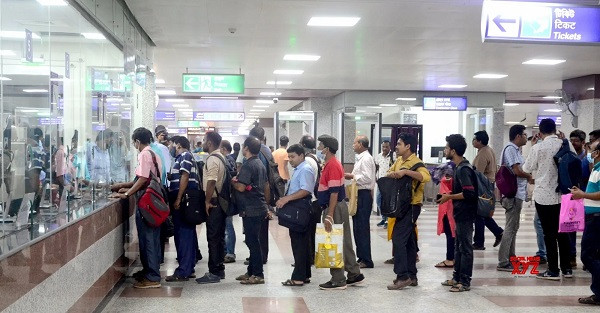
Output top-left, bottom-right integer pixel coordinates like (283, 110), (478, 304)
(206, 199), (226, 275)
(243, 216), (264, 278)
(324, 201), (361, 285)
(290, 229), (311, 281)
(498, 198), (523, 267)
(443, 215), (455, 261)
(474, 215), (503, 247)
(534, 211), (547, 259)
(225, 216), (236, 256)
(353, 190), (373, 267)
(535, 202), (572, 274)
(453, 220), (474, 287)
(581, 215), (600, 297)
(172, 210), (196, 277)
(136, 209), (161, 282)
(392, 208), (417, 280)
(377, 191), (387, 222)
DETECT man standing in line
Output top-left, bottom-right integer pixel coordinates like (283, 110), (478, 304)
(472, 130), (503, 250)
(496, 125), (535, 272)
(196, 131), (227, 284)
(438, 134), (478, 292)
(300, 135), (321, 265)
(375, 140), (393, 228)
(523, 119), (573, 280)
(317, 135), (364, 290)
(345, 135), (377, 269)
(386, 133), (431, 290)
(569, 130), (591, 269)
(220, 140), (238, 264)
(273, 135), (291, 183)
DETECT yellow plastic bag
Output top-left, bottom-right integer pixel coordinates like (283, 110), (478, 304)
(314, 223), (344, 269)
(387, 218), (418, 241)
(345, 179), (358, 216)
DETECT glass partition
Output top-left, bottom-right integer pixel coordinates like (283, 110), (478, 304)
(274, 111), (316, 147)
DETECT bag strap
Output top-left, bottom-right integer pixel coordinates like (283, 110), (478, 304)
(147, 149), (161, 183)
(408, 162), (426, 193)
(206, 154), (227, 197)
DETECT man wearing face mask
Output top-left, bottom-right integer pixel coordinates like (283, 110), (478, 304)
(571, 140), (600, 305)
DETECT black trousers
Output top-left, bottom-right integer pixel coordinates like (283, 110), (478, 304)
(260, 217), (269, 263)
(206, 198), (226, 274)
(392, 208), (417, 280)
(308, 201), (322, 265)
(535, 202), (572, 274)
(290, 229), (312, 281)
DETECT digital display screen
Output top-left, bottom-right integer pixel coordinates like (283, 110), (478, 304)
(423, 97), (467, 111)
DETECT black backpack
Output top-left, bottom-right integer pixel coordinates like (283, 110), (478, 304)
(378, 163), (425, 219)
(208, 154), (239, 216)
(553, 139), (582, 194)
(260, 151), (286, 206)
(466, 164), (496, 218)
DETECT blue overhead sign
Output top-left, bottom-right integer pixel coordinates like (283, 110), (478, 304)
(482, 1), (600, 44)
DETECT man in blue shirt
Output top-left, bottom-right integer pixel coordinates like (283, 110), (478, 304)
(571, 140), (600, 305)
(276, 144), (315, 286)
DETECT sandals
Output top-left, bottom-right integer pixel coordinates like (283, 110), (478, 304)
(282, 279), (304, 287)
(449, 283), (471, 292)
(441, 279), (458, 286)
(435, 260), (454, 268)
(240, 275), (265, 285)
(578, 295), (600, 305)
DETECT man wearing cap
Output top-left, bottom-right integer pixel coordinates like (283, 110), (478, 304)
(317, 135), (364, 290)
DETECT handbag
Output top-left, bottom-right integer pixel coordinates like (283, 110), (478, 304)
(558, 194), (585, 233)
(314, 223), (344, 269)
(277, 197), (311, 232)
(496, 145), (518, 198)
(181, 189), (206, 225)
(345, 179), (358, 216)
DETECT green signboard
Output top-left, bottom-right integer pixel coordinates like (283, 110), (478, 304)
(182, 74), (245, 94)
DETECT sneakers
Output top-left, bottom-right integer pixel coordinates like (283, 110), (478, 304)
(195, 272), (222, 284)
(562, 270), (574, 278)
(319, 281), (347, 290)
(384, 258), (395, 264)
(133, 278), (161, 289)
(496, 264), (514, 272)
(410, 278), (418, 287)
(493, 233), (503, 248)
(358, 262), (374, 269)
(387, 278), (411, 290)
(536, 270), (560, 281)
(224, 255), (236, 263)
(473, 245), (486, 250)
(346, 273), (365, 286)
(165, 274), (190, 282)
(240, 275), (265, 285)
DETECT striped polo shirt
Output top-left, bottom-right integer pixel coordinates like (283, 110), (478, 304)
(584, 161), (600, 215)
(169, 151), (199, 192)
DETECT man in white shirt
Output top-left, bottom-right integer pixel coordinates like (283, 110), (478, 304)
(345, 135), (376, 268)
(374, 140), (393, 227)
(523, 118), (574, 280)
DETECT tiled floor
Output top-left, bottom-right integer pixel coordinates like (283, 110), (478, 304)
(100, 204), (598, 313)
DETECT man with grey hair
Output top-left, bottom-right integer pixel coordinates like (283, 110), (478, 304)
(345, 135), (377, 268)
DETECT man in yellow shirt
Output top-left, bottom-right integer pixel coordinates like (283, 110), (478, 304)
(386, 133), (431, 290)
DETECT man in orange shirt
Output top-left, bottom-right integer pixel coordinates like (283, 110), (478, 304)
(272, 135), (291, 182)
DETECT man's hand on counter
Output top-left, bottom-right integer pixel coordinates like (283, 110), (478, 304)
(109, 193), (128, 200)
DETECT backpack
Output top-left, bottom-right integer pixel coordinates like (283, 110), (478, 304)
(466, 164), (495, 218)
(378, 163), (425, 219)
(553, 138), (582, 194)
(260, 151), (286, 206)
(306, 153), (322, 197)
(496, 145), (518, 198)
(207, 154), (239, 216)
(137, 150), (170, 228)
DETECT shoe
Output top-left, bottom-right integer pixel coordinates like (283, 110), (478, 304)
(236, 273), (250, 281)
(217, 270), (226, 280)
(319, 281), (347, 290)
(383, 223), (388, 229)
(562, 270), (573, 278)
(387, 278), (411, 290)
(570, 258), (578, 269)
(240, 275), (265, 285)
(410, 278), (418, 287)
(538, 258), (547, 265)
(377, 220), (386, 227)
(441, 279), (458, 287)
(536, 270), (560, 281)
(133, 278), (161, 289)
(578, 295), (600, 305)
(224, 255), (236, 263)
(496, 264), (514, 272)
(493, 233), (503, 248)
(132, 270), (146, 282)
(165, 274), (189, 282)
(359, 261), (374, 269)
(346, 274), (365, 286)
(473, 245), (486, 250)
(195, 272), (221, 284)
(384, 258), (395, 264)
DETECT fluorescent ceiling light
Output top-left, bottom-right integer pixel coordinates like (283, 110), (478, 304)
(155, 78), (165, 84)
(165, 99), (185, 103)
(543, 96), (562, 99)
(256, 100), (274, 104)
(81, 33), (106, 40)
(23, 89), (48, 93)
(171, 104), (189, 108)
(178, 108), (194, 112)
(156, 89), (176, 95)
(36, 112), (51, 116)
(522, 59), (566, 65)
(0, 31), (41, 39)
(260, 92), (282, 96)
(379, 104), (398, 107)
(201, 96), (238, 99)
(106, 97), (123, 102)
(120, 103), (131, 106)
(0, 50), (15, 56)
(250, 109), (265, 112)
(506, 121), (520, 125)
(37, 0), (67, 5)
(366, 106), (383, 109)
(267, 81), (292, 85)
(503, 102), (519, 107)
(0, 77), (11, 81)
(544, 109), (562, 112)
(396, 97), (416, 101)
(439, 84), (467, 88)
(273, 69), (304, 75)
(307, 17), (361, 27)
(253, 105), (270, 108)
(283, 54), (321, 61)
(474, 73), (508, 79)
(20, 109), (39, 113)
(588, 88), (595, 91)
(356, 110), (366, 113)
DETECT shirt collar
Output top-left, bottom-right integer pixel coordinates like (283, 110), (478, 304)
(357, 150), (369, 160)
(399, 153), (416, 163)
(210, 150), (221, 156)
(594, 161), (600, 171)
